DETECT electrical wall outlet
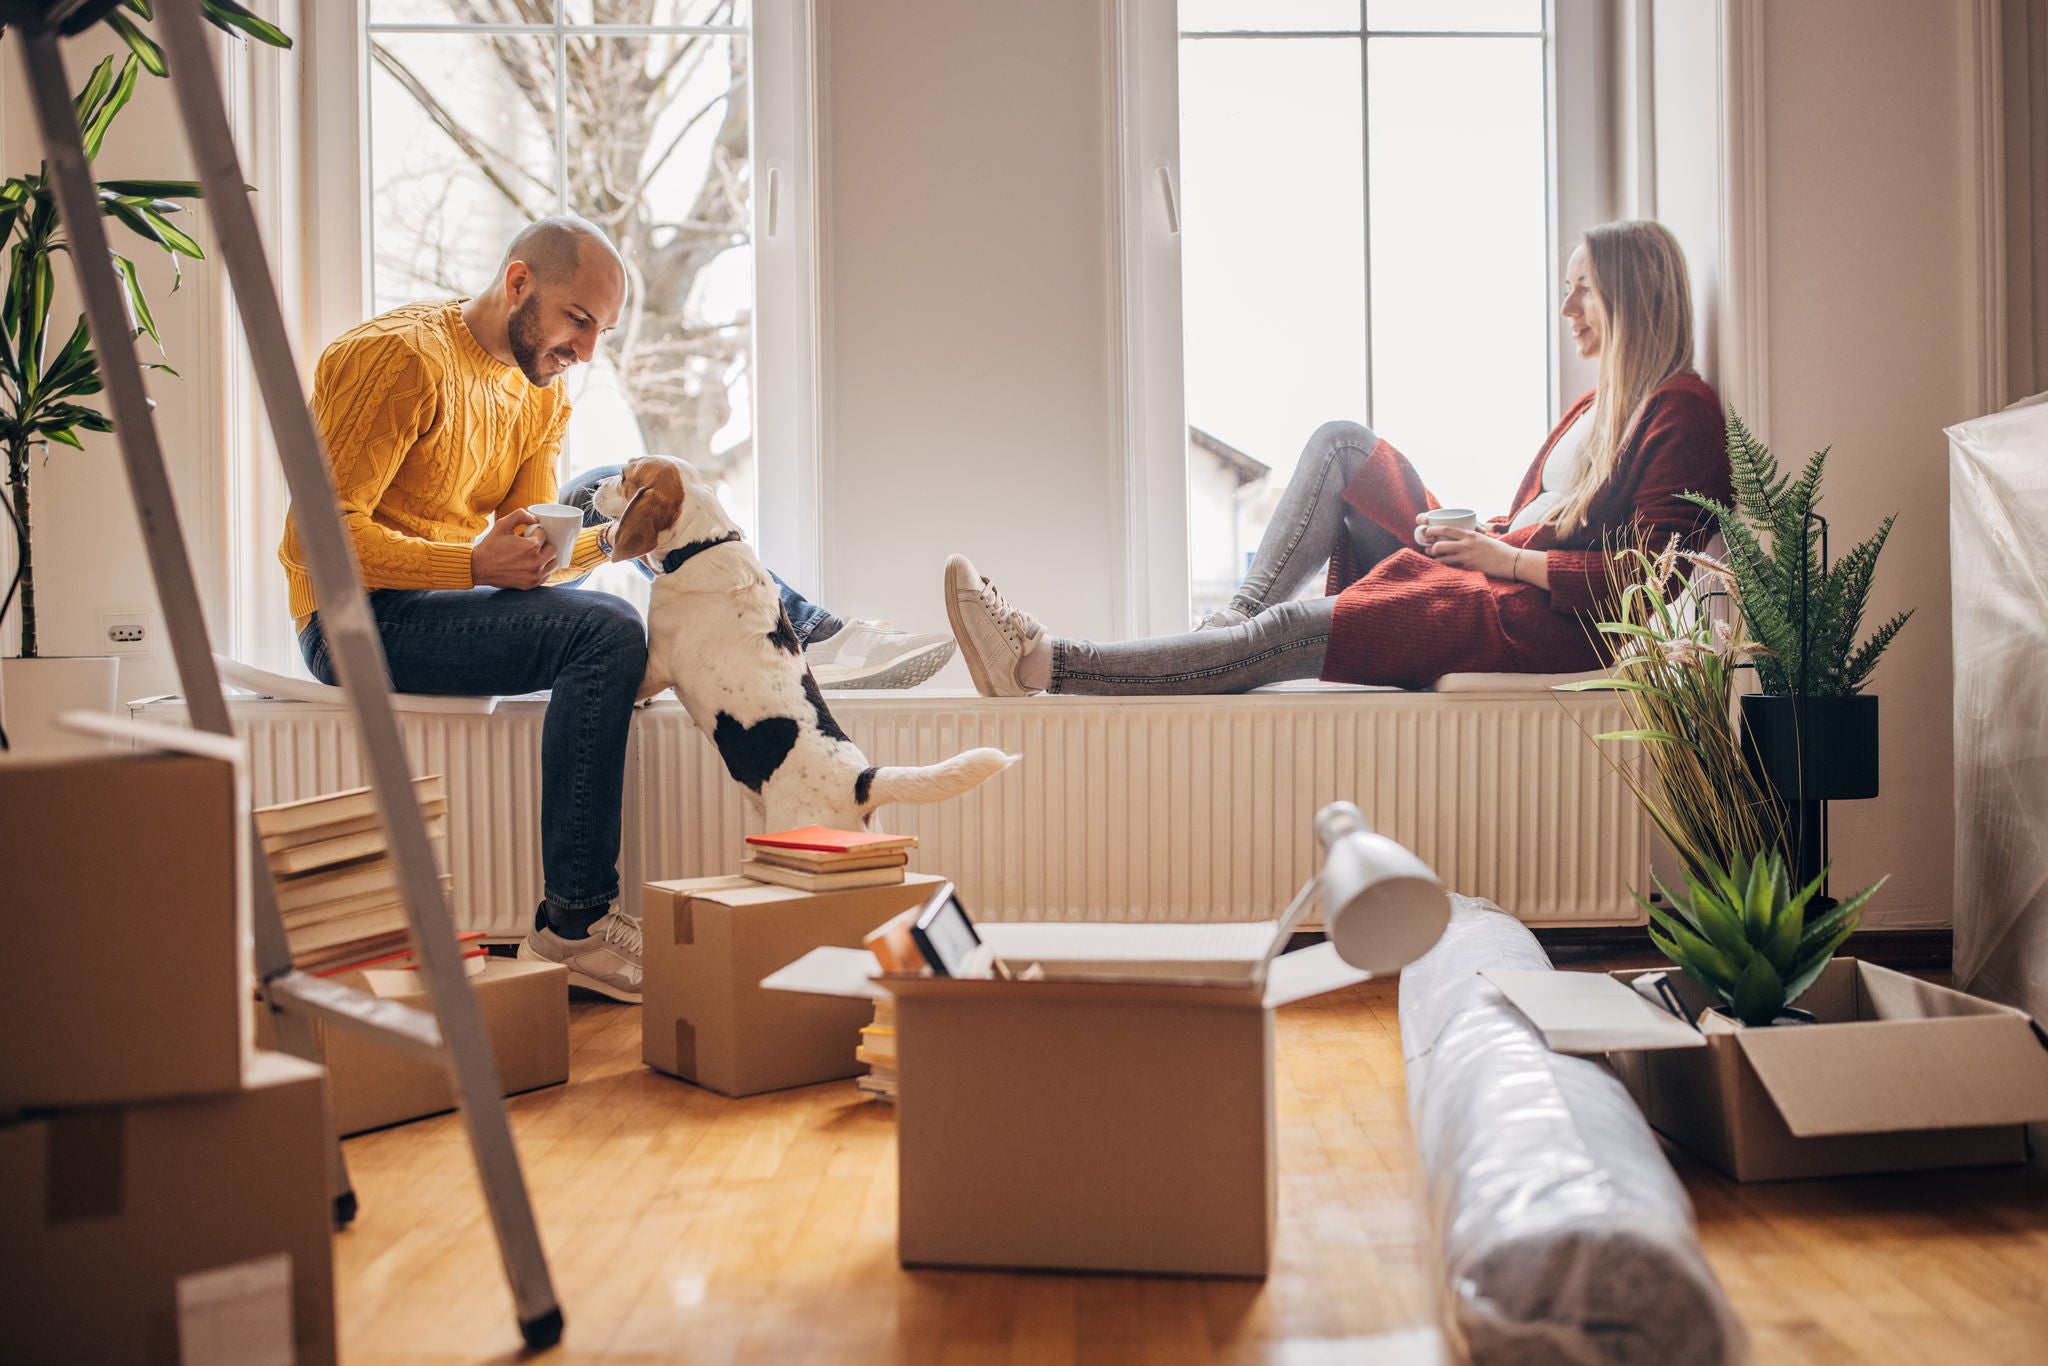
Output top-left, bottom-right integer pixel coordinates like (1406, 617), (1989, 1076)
(101, 608), (152, 656)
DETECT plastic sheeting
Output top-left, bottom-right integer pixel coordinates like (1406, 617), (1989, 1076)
(1949, 393), (2048, 1032)
(1399, 897), (1744, 1366)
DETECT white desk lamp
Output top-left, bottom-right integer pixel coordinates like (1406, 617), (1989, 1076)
(1311, 801), (1451, 973)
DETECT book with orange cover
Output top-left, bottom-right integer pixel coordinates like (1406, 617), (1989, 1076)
(745, 826), (918, 856)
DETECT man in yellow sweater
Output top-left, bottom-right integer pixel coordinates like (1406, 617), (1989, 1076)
(282, 216), (935, 1000)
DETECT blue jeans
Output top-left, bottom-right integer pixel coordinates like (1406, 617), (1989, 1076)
(557, 466), (841, 645)
(298, 589), (644, 937)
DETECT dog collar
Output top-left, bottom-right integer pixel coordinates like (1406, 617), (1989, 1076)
(657, 531), (743, 576)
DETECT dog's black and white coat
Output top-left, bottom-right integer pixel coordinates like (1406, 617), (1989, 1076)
(593, 455), (1016, 831)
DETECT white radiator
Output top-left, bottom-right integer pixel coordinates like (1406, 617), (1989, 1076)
(138, 687), (1648, 935)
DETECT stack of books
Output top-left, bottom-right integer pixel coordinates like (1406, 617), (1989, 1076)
(854, 998), (898, 1103)
(255, 776), (452, 974)
(739, 826), (918, 891)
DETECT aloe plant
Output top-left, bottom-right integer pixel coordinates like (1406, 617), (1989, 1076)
(1642, 848), (1884, 1026)
(1, 4), (291, 660)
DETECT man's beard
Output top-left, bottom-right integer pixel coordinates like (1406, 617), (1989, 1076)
(507, 293), (574, 386)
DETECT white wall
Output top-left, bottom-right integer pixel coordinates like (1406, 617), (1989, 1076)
(1752, 1), (1981, 929)
(0, 26), (227, 704)
(814, 0), (1124, 671)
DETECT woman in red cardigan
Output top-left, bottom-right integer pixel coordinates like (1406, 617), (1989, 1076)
(945, 220), (1732, 695)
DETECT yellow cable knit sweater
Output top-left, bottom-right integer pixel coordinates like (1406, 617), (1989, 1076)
(279, 298), (607, 628)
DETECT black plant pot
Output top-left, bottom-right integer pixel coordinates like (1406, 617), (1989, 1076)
(1739, 694), (1880, 801)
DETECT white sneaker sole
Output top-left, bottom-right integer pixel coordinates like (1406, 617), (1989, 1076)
(517, 940), (642, 1004)
(812, 639), (957, 690)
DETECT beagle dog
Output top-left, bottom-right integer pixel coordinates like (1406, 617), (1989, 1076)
(592, 455), (1016, 832)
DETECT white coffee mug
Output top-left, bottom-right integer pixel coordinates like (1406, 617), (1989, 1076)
(527, 503), (584, 569)
(1415, 507), (1479, 547)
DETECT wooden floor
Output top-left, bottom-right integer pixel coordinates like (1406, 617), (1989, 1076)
(332, 978), (2048, 1365)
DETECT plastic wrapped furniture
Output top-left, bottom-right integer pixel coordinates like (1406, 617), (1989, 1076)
(1399, 897), (1744, 1365)
(1950, 393), (2048, 1048)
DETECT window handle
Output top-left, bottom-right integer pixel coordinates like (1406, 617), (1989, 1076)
(766, 165), (781, 238)
(1156, 165), (1179, 235)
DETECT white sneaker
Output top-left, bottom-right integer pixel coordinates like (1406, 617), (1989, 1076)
(518, 905), (643, 1003)
(1195, 605), (1250, 632)
(807, 620), (957, 690)
(943, 554), (1045, 697)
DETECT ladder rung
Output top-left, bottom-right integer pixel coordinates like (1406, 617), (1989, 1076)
(266, 969), (446, 1058)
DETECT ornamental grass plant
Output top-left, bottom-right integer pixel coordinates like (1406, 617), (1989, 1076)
(1559, 541), (1786, 888)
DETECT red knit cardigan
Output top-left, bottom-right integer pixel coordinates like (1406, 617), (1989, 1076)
(1319, 373), (1730, 688)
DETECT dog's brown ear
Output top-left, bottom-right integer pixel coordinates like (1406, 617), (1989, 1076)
(611, 484), (680, 561)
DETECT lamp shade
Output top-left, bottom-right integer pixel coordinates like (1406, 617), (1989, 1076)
(1315, 802), (1450, 973)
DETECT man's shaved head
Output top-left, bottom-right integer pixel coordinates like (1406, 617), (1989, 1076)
(497, 215), (625, 288)
(491, 215), (628, 387)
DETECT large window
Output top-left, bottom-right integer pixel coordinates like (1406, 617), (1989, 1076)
(364, 1), (761, 536)
(1176, 1), (1553, 620)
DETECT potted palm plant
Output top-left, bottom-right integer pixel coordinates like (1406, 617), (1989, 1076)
(1683, 413), (1912, 894)
(0, 3), (289, 751)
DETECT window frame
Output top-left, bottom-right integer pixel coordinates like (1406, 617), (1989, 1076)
(1115, 0), (1615, 635)
(279, 0), (822, 624)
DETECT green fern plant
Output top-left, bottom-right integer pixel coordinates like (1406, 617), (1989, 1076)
(1682, 411), (1912, 696)
(1644, 848), (1883, 1026)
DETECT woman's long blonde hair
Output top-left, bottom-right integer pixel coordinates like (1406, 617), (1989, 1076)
(1549, 220), (1696, 534)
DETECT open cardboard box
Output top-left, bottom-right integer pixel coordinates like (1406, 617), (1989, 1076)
(0, 719), (253, 1109)
(641, 873), (948, 1097)
(1485, 958), (2048, 1182)
(764, 919), (1374, 1277)
(258, 956), (568, 1135)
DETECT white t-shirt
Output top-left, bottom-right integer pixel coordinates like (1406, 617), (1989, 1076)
(1508, 407), (1591, 533)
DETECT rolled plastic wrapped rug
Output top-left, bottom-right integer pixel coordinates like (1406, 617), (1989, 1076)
(1399, 897), (1745, 1366)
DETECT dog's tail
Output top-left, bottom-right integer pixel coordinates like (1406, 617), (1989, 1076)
(857, 748), (1019, 815)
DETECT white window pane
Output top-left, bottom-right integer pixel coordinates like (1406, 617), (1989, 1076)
(369, 2), (546, 24)
(1179, 1), (1361, 33)
(1179, 36), (1365, 614)
(1367, 0), (1540, 32)
(1366, 35), (1548, 517)
(560, 34), (755, 537)
(368, 31), (557, 311)
(562, 1), (751, 25)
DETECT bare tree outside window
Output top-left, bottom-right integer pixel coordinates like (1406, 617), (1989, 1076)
(367, 1), (757, 528)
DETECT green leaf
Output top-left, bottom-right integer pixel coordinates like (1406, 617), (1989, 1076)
(1649, 924), (1736, 1001)
(43, 425), (84, 449)
(1728, 954), (1787, 1026)
(97, 179), (203, 201)
(1663, 919), (1744, 995)
(124, 0), (155, 17)
(203, 0), (294, 49)
(1799, 875), (1886, 951)
(71, 56), (118, 130)
(1742, 849), (1772, 940)
(81, 56), (143, 161)
(140, 207), (203, 258)
(111, 254), (159, 348)
(1783, 919), (1859, 1007)
(106, 14), (169, 79)
(1763, 875), (1804, 972)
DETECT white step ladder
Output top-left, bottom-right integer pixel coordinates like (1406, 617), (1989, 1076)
(11, 0), (564, 1347)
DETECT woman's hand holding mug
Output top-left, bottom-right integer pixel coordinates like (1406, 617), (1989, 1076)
(1415, 509), (1523, 581)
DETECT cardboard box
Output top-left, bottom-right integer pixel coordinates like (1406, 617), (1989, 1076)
(641, 872), (948, 1097)
(259, 957), (569, 1135)
(1486, 959), (2048, 1182)
(765, 920), (1375, 1277)
(0, 1051), (336, 1365)
(0, 727), (253, 1109)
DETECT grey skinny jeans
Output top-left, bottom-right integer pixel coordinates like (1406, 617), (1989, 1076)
(1050, 421), (1388, 695)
